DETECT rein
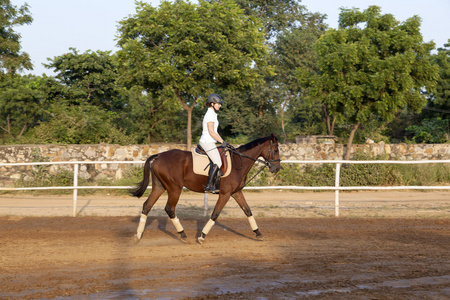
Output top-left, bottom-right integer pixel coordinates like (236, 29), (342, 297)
(225, 140), (281, 190)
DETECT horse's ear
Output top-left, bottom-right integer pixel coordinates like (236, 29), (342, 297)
(271, 133), (278, 142)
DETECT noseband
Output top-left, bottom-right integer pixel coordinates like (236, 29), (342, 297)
(265, 140), (281, 170)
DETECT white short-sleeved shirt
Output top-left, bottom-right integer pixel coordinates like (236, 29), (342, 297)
(199, 107), (219, 143)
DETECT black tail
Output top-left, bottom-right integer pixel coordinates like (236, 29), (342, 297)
(131, 154), (159, 198)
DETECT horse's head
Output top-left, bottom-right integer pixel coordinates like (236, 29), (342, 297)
(262, 134), (281, 173)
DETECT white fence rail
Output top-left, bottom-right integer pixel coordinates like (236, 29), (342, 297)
(1, 160), (449, 217)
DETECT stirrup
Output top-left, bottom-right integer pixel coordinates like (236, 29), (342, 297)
(204, 180), (220, 193)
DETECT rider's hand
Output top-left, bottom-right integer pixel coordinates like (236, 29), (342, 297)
(222, 141), (229, 148)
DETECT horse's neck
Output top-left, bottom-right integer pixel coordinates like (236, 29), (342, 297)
(242, 146), (263, 160)
(238, 145), (263, 170)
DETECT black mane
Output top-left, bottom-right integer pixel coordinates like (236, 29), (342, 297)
(237, 135), (276, 152)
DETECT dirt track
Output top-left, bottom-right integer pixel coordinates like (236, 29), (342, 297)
(0, 191), (449, 299)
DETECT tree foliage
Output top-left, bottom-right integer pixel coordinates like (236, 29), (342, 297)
(272, 12), (327, 142)
(0, 2), (448, 146)
(219, 0), (327, 142)
(0, 75), (43, 140)
(229, 0), (305, 40)
(0, 0), (33, 76)
(310, 6), (440, 158)
(116, 0), (270, 148)
(45, 48), (126, 112)
(427, 40), (450, 115)
(29, 100), (135, 144)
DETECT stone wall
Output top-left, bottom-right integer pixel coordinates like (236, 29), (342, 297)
(0, 142), (449, 186)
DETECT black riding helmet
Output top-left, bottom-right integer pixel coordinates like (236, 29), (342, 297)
(207, 93), (224, 104)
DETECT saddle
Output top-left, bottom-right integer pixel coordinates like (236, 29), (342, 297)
(192, 144), (231, 177)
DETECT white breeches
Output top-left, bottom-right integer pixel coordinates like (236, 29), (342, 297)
(199, 141), (222, 168)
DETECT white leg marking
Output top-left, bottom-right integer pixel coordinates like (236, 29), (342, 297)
(136, 213), (148, 239)
(202, 219), (215, 235)
(248, 215), (258, 231)
(170, 216), (184, 232)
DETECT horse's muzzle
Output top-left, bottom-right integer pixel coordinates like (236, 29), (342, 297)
(269, 162), (282, 173)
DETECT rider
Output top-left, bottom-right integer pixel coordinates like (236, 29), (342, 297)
(199, 93), (228, 193)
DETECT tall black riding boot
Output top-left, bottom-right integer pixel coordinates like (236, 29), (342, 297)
(205, 164), (220, 193)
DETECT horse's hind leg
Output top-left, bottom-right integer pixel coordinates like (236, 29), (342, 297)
(135, 175), (165, 242)
(232, 191), (263, 240)
(164, 187), (188, 242)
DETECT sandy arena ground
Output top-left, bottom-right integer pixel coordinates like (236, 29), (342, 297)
(0, 191), (449, 299)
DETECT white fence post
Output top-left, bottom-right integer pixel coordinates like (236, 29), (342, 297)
(73, 164), (79, 217)
(335, 163), (341, 217)
(204, 192), (208, 216)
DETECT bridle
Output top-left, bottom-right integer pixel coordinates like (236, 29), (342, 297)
(225, 140), (281, 190)
(264, 140), (282, 169)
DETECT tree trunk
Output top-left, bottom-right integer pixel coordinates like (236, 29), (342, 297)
(174, 88), (197, 150)
(330, 116), (336, 136)
(281, 98), (289, 144)
(17, 123), (28, 139)
(186, 106), (193, 150)
(0, 115), (15, 139)
(322, 104), (335, 136)
(344, 122), (360, 161)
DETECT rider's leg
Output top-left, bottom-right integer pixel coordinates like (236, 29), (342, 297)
(199, 142), (222, 193)
(205, 164), (220, 192)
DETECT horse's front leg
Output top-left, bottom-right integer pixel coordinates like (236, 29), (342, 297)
(231, 191), (263, 240)
(164, 201), (188, 243)
(197, 193), (231, 244)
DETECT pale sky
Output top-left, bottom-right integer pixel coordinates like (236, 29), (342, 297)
(11, 0), (450, 76)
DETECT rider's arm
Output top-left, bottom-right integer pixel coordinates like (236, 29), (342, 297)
(207, 122), (224, 144)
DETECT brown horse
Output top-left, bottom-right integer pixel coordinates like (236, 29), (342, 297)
(131, 134), (281, 244)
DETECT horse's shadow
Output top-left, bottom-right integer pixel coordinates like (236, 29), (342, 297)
(198, 219), (257, 241)
(131, 216), (257, 242)
(77, 199), (91, 215)
(130, 216), (179, 242)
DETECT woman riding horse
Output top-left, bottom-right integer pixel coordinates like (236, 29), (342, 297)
(132, 135), (281, 244)
(199, 93), (228, 193)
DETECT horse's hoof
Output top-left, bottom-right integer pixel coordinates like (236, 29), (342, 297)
(177, 232), (188, 243)
(256, 234), (264, 241)
(197, 236), (205, 244)
(133, 235), (141, 244)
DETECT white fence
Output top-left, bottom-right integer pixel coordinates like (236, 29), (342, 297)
(1, 160), (449, 217)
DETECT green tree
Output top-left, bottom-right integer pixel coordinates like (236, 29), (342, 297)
(273, 12), (327, 142)
(0, 75), (43, 141)
(29, 100), (135, 145)
(0, 0), (36, 142)
(125, 86), (186, 143)
(406, 118), (449, 143)
(433, 40), (450, 110)
(45, 48), (126, 112)
(229, 0), (306, 40)
(0, 0), (33, 76)
(423, 40), (450, 117)
(368, 40), (450, 144)
(116, 0), (270, 148)
(310, 6), (439, 159)
(220, 83), (279, 140)
(219, 1), (326, 142)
